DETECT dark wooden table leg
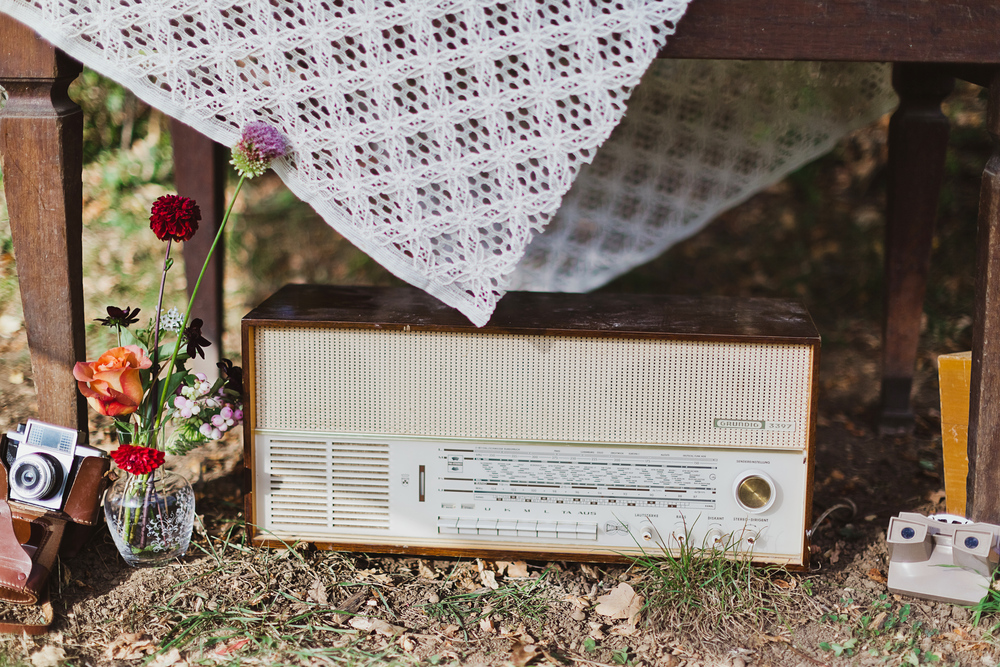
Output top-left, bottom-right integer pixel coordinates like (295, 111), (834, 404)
(879, 63), (955, 434)
(0, 17), (88, 435)
(171, 120), (227, 373)
(968, 71), (1000, 524)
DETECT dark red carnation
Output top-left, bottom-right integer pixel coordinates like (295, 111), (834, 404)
(110, 444), (165, 475)
(149, 195), (201, 242)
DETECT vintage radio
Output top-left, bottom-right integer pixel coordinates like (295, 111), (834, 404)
(242, 285), (820, 565)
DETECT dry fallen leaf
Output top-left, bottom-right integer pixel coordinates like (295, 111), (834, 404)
(398, 635), (417, 652)
(868, 568), (888, 584)
(927, 489), (947, 505)
(148, 648), (189, 667)
(503, 560), (530, 578)
(611, 622), (639, 636)
(105, 633), (157, 660)
(481, 569), (500, 590)
(214, 638), (251, 655)
(307, 577), (328, 605)
(772, 578), (795, 590)
(348, 616), (405, 636)
(480, 616), (496, 633)
(511, 642), (539, 667)
(458, 572), (480, 591)
(29, 646), (66, 667)
(418, 560), (438, 579)
(595, 582), (644, 624)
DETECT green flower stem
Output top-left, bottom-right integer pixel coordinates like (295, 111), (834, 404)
(121, 473), (147, 544)
(152, 172), (247, 433)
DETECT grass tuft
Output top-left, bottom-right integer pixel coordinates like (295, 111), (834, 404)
(425, 568), (552, 631)
(632, 523), (806, 650)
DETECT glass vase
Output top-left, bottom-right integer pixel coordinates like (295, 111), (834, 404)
(104, 468), (195, 567)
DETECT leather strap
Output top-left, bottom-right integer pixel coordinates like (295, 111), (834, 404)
(0, 596), (52, 635)
(0, 501), (32, 591)
(62, 457), (111, 526)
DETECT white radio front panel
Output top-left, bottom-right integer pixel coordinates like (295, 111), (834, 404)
(255, 430), (809, 563)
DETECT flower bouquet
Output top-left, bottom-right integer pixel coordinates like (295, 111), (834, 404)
(74, 122), (285, 565)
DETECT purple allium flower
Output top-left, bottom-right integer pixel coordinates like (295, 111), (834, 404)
(231, 121), (287, 178)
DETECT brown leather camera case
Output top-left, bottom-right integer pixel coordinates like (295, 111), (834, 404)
(0, 454), (110, 615)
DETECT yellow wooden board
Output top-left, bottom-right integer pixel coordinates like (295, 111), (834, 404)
(938, 351), (971, 516)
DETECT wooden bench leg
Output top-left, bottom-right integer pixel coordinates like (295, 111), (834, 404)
(0, 18), (88, 435)
(968, 71), (1000, 524)
(879, 63), (955, 434)
(171, 120), (227, 373)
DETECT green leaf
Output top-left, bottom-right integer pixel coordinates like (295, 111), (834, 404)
(583, 638), (597, 654)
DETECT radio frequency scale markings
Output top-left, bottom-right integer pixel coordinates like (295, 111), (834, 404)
(442, 447), (718, 510)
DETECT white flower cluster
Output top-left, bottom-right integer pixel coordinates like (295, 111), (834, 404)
(159, 307), (184, 333)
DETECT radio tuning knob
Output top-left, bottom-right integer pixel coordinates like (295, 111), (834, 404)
(734, 471), (777, 513)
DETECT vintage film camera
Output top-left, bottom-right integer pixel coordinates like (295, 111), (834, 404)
(887, 512), (1000, 605)
(0, 420), (109, 608)
(3, 420), (107, 511)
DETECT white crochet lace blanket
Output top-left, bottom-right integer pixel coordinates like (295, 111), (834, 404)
(0, 1), (894, 325)
(512, 60), (895, 291)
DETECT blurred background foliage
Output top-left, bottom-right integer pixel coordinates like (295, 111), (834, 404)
(0, 69), (988, 418)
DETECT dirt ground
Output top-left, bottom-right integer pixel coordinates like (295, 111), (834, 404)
(0, 84), (995, 666)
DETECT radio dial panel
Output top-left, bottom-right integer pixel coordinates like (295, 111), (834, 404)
(255, 432), (809, 563)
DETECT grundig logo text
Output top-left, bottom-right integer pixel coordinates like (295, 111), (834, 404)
(714, 419), (796, 432)
(715, 419), (764, 429)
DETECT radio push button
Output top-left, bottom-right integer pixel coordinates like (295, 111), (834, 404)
(576, 523), (598, 540)
(497, 519), (518, 537)
(536, 521), (558, 538)
(437, 517), (459, 535)
(457, 518), (479, 535)
(477, 518), (498, 535)
(517, 520), (537, 537)
(557, 522), (578, 538)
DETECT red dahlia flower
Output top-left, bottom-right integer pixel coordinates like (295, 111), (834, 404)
(149, 194), (201, 242)
(110, 444), (165, 475)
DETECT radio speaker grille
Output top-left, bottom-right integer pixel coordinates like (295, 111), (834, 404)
(262, 437), (390, 530)
(253, 327), (813, 449)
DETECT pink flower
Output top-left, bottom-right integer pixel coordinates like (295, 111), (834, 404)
(231, 122), (286, 178)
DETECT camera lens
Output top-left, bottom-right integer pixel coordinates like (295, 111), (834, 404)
(10, 453), (61, 500)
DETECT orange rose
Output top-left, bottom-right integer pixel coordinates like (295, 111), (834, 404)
(73, 346), (152, 417)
